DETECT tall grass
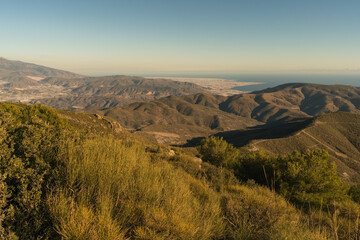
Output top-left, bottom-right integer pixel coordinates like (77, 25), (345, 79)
(48, 137), (224, 239)
(220, 184), (326, 240)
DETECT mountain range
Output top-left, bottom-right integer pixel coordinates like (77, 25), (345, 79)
(0, 57), (207, 108)
(102, 83), (360, 144)
(2, 58), (360, 239)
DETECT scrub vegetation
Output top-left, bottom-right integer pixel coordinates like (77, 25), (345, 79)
(1, 103), (360, 239)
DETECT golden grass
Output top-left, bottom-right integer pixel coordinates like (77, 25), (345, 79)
(48, 137), (224, 239)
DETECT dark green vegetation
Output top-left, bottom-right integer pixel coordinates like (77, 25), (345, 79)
(103, 83), (360, 144)
(199, 136), (360, 239)
(3, 103), (359, 239)
(0, 103), (73, 238)
(200, 137), (347, 206)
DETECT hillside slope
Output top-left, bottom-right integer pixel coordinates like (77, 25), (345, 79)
(220, 83), (360, 122)
(1, 102), (331, 239)
(218, 112), (360, 183)
(0, 57), (82, 79)
(104, 93), (262, 144)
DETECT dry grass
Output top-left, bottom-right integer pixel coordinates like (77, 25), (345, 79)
(48, 137), (224, 239)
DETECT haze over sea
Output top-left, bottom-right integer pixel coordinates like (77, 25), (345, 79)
(147, 74), (360, 92)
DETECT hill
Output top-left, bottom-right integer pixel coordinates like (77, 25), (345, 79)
(103, 93), (262, 144)
(102, 83), (360, 145)
(32, 75), (208, 110)
(0, 58), (208, 108)
(2, 102), (339, 239)
(0, 57), (82, 79)
(217, 112), (360, 184)
(220, 83), (360, 122)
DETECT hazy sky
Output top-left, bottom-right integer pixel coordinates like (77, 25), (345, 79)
(1, 0), (360, 75)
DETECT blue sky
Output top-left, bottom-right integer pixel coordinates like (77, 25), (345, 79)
(1, 0), (359, 75)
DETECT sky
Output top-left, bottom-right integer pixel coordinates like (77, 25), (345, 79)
(1, 0), (360, 75)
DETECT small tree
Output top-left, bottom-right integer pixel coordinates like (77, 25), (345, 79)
(198, 136), (240, 167)
(233, 149), (348, 206)
(348, 183), (360, 203)
(276, 149), (348, 206)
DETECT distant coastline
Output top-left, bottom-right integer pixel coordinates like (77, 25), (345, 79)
(146, 74), (360, 94)
(145, 76), (263, 96)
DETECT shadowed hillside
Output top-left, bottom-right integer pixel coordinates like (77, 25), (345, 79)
(217, 112), (360, 184)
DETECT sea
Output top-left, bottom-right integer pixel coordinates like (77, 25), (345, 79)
(224, 74), (360, 92)
(148, 74), (360, 92)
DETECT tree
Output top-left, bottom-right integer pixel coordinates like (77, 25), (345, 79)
(348, 183), (360, 203)
(198, 136), (240, 167)
(276, 149), (348, 205)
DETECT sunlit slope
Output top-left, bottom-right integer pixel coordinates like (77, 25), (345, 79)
(104, 93), (262, 144)
(220, 83), (360, 122)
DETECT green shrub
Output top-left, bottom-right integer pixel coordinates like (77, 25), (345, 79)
(233, 149), (348, 206)
(232, 151), (274, 187)
(0, 103), (73, 239)
(349, 183), (360, 204)
(276, 150), (348, 206)
(198, 136), (240, 167)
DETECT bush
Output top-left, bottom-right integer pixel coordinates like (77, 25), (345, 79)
(0, 103), (73, 239)
(198, 136), (240, 167)
(233, 149), (348, 206)
(349, 183), (360, 204)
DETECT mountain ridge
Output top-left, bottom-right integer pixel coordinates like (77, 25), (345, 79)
(0, 57), (83, 79)
(0, 58), (208, 108)
(102, 83), (360, 144)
